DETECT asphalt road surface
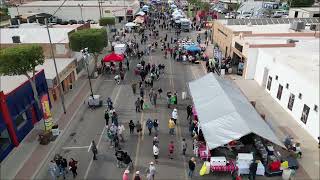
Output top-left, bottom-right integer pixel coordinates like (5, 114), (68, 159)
(35, 24), (283, 180)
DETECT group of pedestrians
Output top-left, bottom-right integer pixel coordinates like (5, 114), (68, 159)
(48, 154), (78, 180)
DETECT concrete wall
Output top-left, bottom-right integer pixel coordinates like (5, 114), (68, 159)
(254, 49), (319, 140)
(288, 9), (319, 18)
(212, 21), (235, 58)
(244, 48), (258, 80)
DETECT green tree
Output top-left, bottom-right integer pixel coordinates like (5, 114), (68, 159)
(99, 16), (116, 26)
(289, 0), (315, 7)
(69, 28), (108, 70)
(0, 44), (45, 109)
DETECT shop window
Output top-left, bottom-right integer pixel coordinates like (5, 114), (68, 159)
(276, 84), (283, 100)
(300, 104), (310, 124)
(287, 94), (295, 111)
(0, 129), (12, 153)
(267, 76), (272, 91)
(15, 112), (28, 130)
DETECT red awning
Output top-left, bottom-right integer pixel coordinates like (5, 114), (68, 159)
(103, 53), (124, 62)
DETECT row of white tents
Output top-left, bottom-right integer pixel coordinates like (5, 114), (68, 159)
(188, 73), (284, 150)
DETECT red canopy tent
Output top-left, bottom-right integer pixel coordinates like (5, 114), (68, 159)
(103, 53), (124, 62)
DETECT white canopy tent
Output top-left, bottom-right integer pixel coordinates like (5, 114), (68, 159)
(188, 73), (284, 150)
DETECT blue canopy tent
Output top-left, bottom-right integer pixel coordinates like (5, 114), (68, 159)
(185, 44), (201, 52)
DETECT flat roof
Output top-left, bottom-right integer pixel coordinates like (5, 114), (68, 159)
(20, 0), (137, 7)
(0, 27), (75, 44)
(253, 37), (319, 87)
(0, 58), (75, 93)
(290, 7), (320, 13)
(227, 24), (312, 33)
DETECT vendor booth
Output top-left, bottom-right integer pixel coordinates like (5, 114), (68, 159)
(188, 73), (286, 177)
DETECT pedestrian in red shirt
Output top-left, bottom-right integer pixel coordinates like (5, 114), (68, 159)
(168, 141), (175, 159)
(68, 158), (78, 178)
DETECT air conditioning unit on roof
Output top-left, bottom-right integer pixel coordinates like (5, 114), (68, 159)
(290, 21), (306, 31)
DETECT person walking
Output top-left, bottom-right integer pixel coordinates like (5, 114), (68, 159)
(104, 109), (110, 126)
(153, 92), (158, 106)
(153, 135), (159, 146)
(123, 152), (133, 170)
(115, 148), (125, 168)
(140, 87), (145, 98)
(122, 169), (130, 180)
(134, 171), (142, 180)
(146, 118), (154, 136)
(68, 158), (78, 178)
(135, 98), (141, 112)
(107, 97), (113, 110)
(171, 109), (178, 124)
(148, 162), (156, 180)
(168, 118), (175, 136)
(129, 120), (135, 134)
(149, 89), (154, 104)
(140, 98), (144, 111)
(187, 105), (192, 120)
(181, 138), (187, 156)
(61, 158), (68, 179)
(168, 141), (175, 159)
(132, 83), (137, 95)
(118, 123), (125, 142)
(249, 160), (258, 180)
(188, 157), (196, 178)
(136, 121), (142, 136)
(91, 140), (98, 160)
(48, 160), (58, 180)
(153, 119), (159, 134)
(153, 144), (160, 164)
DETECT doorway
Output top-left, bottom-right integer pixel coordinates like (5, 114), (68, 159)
(262, 67), (269, 88)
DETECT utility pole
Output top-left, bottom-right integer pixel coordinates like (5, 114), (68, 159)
(98, 0), (102, 19)
(123, 0), (127, 23)
(45, 18), (67, 114)
(78, 4), (84, 22)
(81, 48), (94, 98)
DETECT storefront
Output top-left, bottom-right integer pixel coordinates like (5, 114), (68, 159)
(0, 70), (48, 161)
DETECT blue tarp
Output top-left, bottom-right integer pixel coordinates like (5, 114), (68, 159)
(185, 44), (201, 52)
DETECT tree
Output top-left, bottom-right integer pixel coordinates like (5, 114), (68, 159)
(99, 16), (116, 26)
(0, 44), (45, 109)
(69, 28), (108, 70)
(289, 0), (314, 7)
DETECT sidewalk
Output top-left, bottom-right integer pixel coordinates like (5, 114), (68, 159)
(226, 74), (320, 180)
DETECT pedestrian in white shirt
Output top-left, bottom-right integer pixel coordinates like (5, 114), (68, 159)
(153, 144), (159, 164)
(118, 123), (125, 142)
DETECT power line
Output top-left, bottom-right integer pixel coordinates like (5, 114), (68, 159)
(50, 0), (68, 19)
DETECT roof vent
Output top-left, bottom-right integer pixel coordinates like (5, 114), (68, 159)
(12, 36), (21, 43)
(290, 21), (305, 31)
(287, 39), (299, 44)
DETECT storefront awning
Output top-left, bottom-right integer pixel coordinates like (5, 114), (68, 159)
(188, 73), (285, 149)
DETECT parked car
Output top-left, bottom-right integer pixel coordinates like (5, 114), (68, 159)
(69, 19), (77, 25)
(238, 11), (253, 19)
(78, 20), (85, 24)
(86, 19), (96, 24)
(60, 21), (69, 25)
(272, 10), (288, 18)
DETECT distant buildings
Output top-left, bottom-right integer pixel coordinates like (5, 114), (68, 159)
(0, 23), (91, 102)
(289, 7), (320, 18)
(8, 0), (140, 22)
(211, 18), (320, 140)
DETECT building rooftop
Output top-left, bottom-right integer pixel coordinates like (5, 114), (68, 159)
(219, 18), (320, 26)
(290, 7), (320, 13)
(20, 0), (136, 7)
(228, 23), (313, 33)
(0, 58), (75, 93)
(254, 37), (319, 88)
(0, 27), (75, 44)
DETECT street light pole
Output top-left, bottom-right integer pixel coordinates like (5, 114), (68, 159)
(78, 4), (84, 22)
(98, 0), (102, 19)
(45, 18), (67, 114)
(81, 48), (94, 98)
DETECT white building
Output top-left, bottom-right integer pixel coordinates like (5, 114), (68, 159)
(240, 36), (320, 140)
(289, 7), (320, 18)
(8, 0), (140, 22)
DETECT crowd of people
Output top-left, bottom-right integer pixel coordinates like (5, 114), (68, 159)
(46, 1), (212, 179)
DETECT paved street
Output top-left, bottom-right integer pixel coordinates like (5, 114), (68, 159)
(29, 23), (289, 180)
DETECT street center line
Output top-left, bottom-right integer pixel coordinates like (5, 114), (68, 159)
(84, 85), (122, 179)
(61, 146), (90, 150)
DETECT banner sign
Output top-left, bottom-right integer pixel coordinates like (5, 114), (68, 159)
(41, 94), (53, 131)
